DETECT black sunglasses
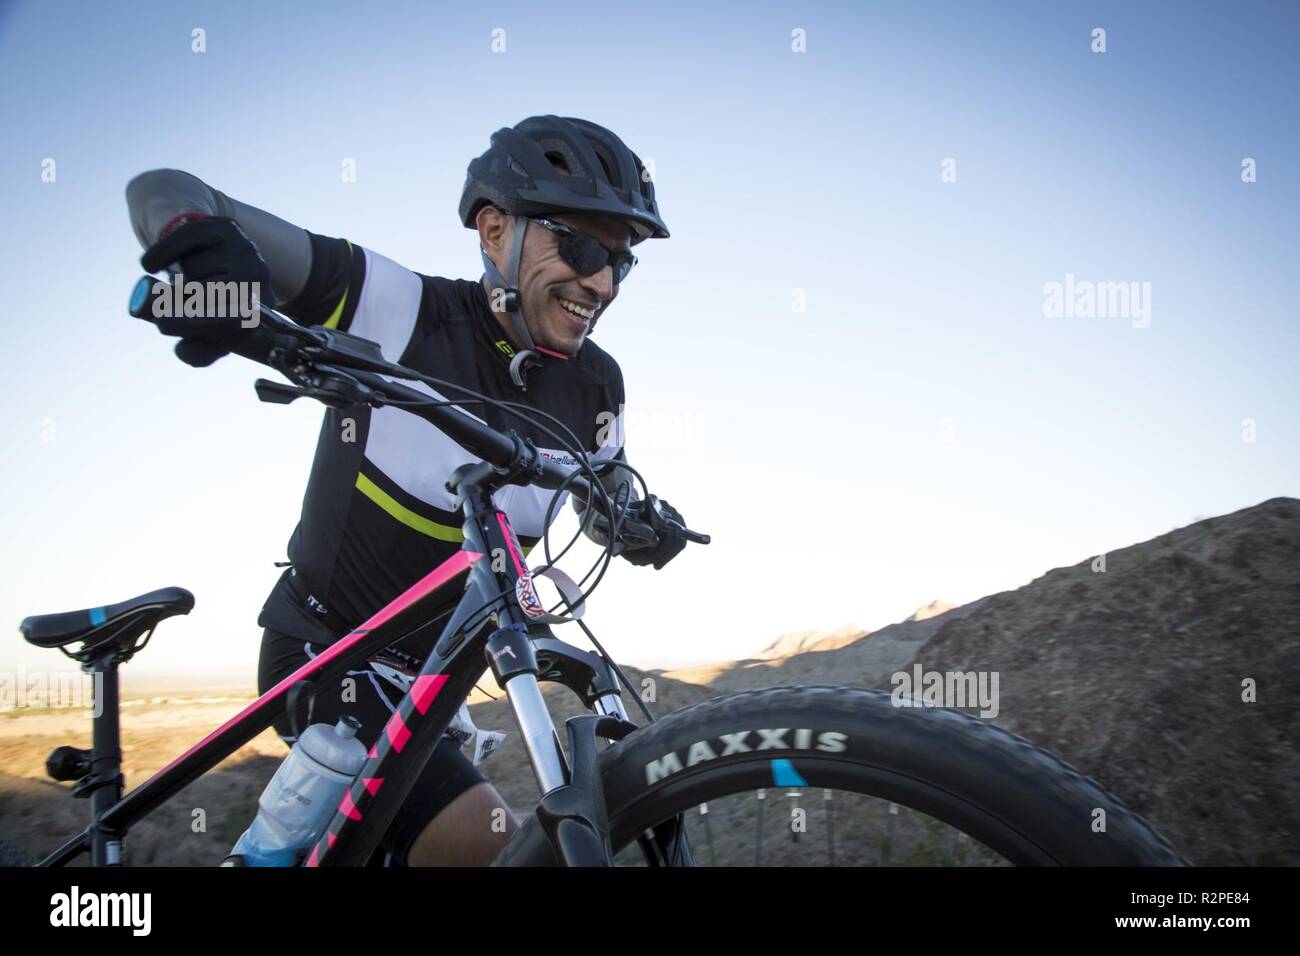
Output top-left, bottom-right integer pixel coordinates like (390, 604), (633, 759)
(527, 216), (638, 285)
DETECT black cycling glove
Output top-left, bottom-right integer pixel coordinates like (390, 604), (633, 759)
(139, 215), (275, 366)
(615, 497), (689, 570)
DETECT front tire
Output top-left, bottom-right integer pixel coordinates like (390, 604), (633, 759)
(496, 686), (1187, 866)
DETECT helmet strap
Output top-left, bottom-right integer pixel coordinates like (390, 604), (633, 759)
(480, 216), (537, 355)
(481, 218), (544, 388)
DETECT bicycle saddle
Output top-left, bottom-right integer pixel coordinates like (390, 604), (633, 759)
(20, 587), (194, 650)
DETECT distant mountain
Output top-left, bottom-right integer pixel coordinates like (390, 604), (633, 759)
(754, 623), (870, 660)
(907, 599), (958, 622)
(752, 601), (962, 661)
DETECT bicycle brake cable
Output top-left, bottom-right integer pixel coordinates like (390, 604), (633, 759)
(333, 357), (662, 729)
(377, 378), (624, 597)
(305, 348), (635, 605)
(378, 389), (617, 593)
(369, 371), (691, 863)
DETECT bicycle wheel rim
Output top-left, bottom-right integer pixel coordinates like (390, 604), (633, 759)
(607, 755), (1050, 865)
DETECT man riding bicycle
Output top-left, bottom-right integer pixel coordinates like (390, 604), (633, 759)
(125, 115), (690, 866)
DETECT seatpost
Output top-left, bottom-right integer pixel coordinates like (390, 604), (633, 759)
(86, 651), (125, 865)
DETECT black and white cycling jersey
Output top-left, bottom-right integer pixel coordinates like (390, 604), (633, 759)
(257, 234), (626, 650)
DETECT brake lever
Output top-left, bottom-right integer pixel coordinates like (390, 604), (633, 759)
(680, 527), (711, 545)
(644, 495), (711, 546)
(254, 379), (308, 404)
(253, 369), (376, 409)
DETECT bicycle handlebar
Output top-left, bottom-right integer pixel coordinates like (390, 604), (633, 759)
(129, 274), (575, 482)
(127, 275), (711, 546)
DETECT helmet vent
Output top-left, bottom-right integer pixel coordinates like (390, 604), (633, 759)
(591, 147), (615, 184)
(543, 150), (573, 175)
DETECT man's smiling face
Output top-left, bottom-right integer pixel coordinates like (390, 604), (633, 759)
(477, 206), (635, 356)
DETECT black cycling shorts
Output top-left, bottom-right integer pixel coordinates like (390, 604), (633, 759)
(256, 626), (486, 865)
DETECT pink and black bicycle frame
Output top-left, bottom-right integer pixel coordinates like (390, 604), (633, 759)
(38, 459), (624, 867)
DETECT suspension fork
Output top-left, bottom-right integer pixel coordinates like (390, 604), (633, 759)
(483, 632), (696, 868)
(483, 625), (698, 867)
(486, 627), (568, 794)
(486, 626), (638, 866)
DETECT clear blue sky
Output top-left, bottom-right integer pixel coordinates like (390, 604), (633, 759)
(2, 0), (1297, 682)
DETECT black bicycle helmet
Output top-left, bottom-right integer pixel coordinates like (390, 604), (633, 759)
(459, 115), (669, 243)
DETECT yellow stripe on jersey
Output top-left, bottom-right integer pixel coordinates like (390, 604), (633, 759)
(323, 240), (353, 329)
(354, 472), (464, 542)
(355, 468), (542, 555)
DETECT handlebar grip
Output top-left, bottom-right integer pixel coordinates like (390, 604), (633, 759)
(128, 276), (156, 318)
(129, 274), (299, 366)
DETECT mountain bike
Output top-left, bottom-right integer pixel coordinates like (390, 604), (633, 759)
(14, 276), (1189, 867)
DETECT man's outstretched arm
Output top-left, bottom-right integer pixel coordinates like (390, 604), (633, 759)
(125, 169), (373, 365)
(125, 168), (313, 306)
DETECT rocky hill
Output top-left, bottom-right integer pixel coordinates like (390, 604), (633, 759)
(883, 497), (1300, 865)
(470, 497), (1298, 865)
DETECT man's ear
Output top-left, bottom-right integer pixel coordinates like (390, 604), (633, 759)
(475, 205), (513, 264)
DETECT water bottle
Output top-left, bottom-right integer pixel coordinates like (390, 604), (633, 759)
(226, 716), (368, 866)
